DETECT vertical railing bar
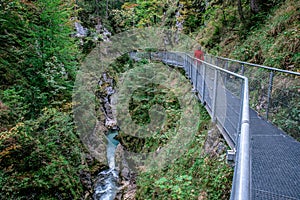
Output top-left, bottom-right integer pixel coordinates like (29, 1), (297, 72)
(189, 58), (192, 79)
(201, 63), (206, 104)
(241, 64), (245, 76)
(184, 53), (187, 71)
(237, 64), (245, 138)
(237, 79), (245, 138)
(188, 56), (190, 76)
(224, 61), (229, 85)
(266, 71), (274, 120)
(195, 61), (198, 93)
(212, 69), (218, 122)
(191, 58), (193, 83)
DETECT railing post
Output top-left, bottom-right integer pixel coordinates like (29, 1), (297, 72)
(184, 53), (186, 70)
(266, 71), (274, 120)
(201, 63), (206, 103)
(237, 79), (245, 138)
(224, 61), (229, 85)
(241, 64), (245, 75)
(191, 58), (193, 82)
(195, 61), (198, 92)
(212, 69), (218, 122)
(189, 58), (192, 78)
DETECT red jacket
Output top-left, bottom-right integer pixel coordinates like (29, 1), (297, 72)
(194, 50), (204, 61)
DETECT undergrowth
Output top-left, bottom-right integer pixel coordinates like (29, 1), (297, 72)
(113, 58), (233, 199)
(0, 106), (88, 199)
(135, 105), (233, 200)
(197, 0), (299, 71)
(195, 0), (299, 140)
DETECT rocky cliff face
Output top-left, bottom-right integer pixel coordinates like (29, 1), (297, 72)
(115, 144), (137, 200)
(96, 72), (117, 130)
(93, 72), (138, 199)
(203, 125), (227, 158)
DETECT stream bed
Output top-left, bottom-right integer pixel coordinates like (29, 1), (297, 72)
(93, 131), (119, 200)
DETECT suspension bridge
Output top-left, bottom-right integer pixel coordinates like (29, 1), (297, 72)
(130, 51), (300, 200)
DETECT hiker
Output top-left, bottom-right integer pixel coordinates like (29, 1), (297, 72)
(194, 47), (204, 61)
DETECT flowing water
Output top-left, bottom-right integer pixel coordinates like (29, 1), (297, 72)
(94, 131), (119, 200)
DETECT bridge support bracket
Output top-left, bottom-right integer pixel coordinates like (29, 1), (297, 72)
(227, 149), (236, 163)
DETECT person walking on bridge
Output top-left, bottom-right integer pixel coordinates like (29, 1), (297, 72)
(194, 46), (204, 61)
(192, 47), (204, 92)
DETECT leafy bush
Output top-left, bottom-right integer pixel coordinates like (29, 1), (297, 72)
(136, 106), (233, 199)
(0, 108), (87, 199)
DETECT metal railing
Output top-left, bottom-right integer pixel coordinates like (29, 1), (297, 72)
(183, 54), (250, 200)
(130, 51), (251, 200)
(206, 54), (300, 140)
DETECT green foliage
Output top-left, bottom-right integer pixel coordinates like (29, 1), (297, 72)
(135, 106), (233, 199)
(109, 53), (135, 75)
(1, 88), (28, 120)
(0, 0), (95, 199)
(198, 0), (300, 70)
(231, 0), (299, 69)
(108, 57), (232, 199)
(118, 81), (182, 153)
(110, 1), (165, 32)
(178, 0), (205, 33)
(0, 0), (79, 118)
(76, 0), (124, 28)
(272, 101), (300, 140)
(110, 0), (205, 33)
(0, 107), (87, 199)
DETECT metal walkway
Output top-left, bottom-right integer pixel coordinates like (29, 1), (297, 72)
(250, 108), (300, 199)
(129, 51), (300, 200)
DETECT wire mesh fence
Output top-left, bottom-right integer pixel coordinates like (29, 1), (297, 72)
(129, 51), (247, 146)
(210, 55), (300, 141)
(184, 55), (246, 145)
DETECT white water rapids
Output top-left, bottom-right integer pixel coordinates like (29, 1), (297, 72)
(93, 131), (119, 200)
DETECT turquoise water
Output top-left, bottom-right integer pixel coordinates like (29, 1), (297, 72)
(94, 131), (119, 200)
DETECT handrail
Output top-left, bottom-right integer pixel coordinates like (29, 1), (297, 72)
(213, 55), (300, 76)
(186, 55), (247, 79)
(232, 78), (250, 200)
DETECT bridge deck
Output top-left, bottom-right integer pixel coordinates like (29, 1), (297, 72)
(250, 109), (300, 200)
(171, 58), (300, 199)
(163, 57), (300, 199)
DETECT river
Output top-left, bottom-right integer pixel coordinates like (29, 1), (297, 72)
(93, 131), (119, 200)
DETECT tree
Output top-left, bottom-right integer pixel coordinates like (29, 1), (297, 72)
(0, 0), (79, 118)
(0, 1), (90, 199)
(237, 0), (245, 21)
(250, 0), (260, 14)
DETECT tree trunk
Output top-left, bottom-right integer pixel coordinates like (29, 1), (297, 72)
(106, 0), (109, 19)
(250, 0), (260, 14)
(237, 0), (245, 21)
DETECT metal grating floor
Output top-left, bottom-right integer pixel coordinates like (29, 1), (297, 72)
(250, 109), (300, 200)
